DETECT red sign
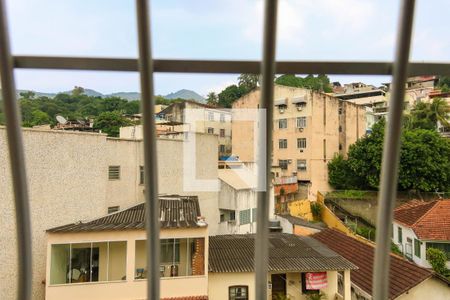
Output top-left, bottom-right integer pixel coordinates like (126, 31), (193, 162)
(305, 272), (327, 290)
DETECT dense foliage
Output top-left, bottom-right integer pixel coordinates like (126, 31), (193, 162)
(275, 74), (333, 93)
(0, 87), (190, 137)
(426, 247), (449, 277)
(328, 118), (450, 192)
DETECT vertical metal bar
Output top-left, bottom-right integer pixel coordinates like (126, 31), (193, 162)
(372, 1), (415, 299)
(135, 0), (160, 299)
(0, 0), (32, 299)
(256, 1), (278, 299)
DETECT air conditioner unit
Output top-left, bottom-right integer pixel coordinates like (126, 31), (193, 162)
(279, 109), (285, 114)
(299, 149), (303, 153)
(298, 127), (304, 132)
(297, 106), (303, 111)
(288, 159), (292, 164)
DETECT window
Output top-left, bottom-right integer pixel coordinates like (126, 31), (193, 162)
(426, 242), (450, 259)
(252, 208), (257, 223)
(139, 165), (144, 184)
(279, 139), (287, 149)
(219, 144), (226, 153)
(323, 139), (327, 160)
(50, 241), (127, 285)
(239, 209), (251, 225)
(301, 273), (319, 294)
(108, 206), (119, 214)
(278, 119), (287, 129)
(398, 227), (402, 244)
(108, 165), (120, 180)
(207, 127), (214, 134)
(220, 129), (225, 137)
(278, 104), (287, 111)
(220, 113), (225, 122)
(135, 238), (205, 278)
(414, 239), (421, 258)
(229, 211), (236, 221)
(208, 112), (214, 121)
(296, 117), (306, 128)
(279, 160), (289, 170)
(297, 160), (307, 172)
(229, 285), (248, 300)
(297, 138), (306, 149)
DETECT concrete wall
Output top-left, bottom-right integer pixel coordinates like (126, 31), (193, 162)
(45, 228), (208, 300)
(395, 277), (450, 300)
(0, 127), (219, 300)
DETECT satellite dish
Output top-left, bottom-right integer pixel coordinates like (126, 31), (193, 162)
(56, 115), (68, 125)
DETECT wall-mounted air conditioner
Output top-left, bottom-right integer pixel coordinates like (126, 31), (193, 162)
(288, 159), (292, 164)
(298, 127), (304, 132)
(279, 109), (285, 114)
(297, 106), (303, 111)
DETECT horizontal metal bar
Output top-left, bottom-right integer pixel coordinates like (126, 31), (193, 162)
(13, 55), (450, 75)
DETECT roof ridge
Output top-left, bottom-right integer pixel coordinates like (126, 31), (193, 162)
(410, 200), (440, 228)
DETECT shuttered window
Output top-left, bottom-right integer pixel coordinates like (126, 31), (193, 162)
(108, 166), (120, 180)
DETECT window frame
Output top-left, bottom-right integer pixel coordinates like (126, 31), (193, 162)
(229, 285), (249, 300)
(108, 165), (121, 180)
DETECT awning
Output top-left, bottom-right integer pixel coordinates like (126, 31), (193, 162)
(292, 96), (307, 104)
(274, 98), (287, 106)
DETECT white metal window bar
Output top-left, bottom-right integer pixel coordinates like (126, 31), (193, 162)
(1, 0), (447, 299)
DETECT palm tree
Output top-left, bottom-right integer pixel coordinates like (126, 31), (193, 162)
(430, 97), (450, 128)
(206, 92), (218, 106)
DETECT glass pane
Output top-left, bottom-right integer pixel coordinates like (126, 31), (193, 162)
(70, 243), (91, 283)
(92, 242), (108, 282)
(108, 241), (127, 281)
(135, 240), (146, 279)
(50, 244), (69, 284)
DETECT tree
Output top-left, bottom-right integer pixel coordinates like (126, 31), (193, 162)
(93, 111), (132, 137)
(206, 92), (218, 106)
(275, 74), (333, 92)
(19, 91), (36, 99)
(218, 85), (247, 108)
(426, 248), (449, 277)
(238, 73), (260, 91)
(408, 98), (450, 130)
(71, 86), (85, 97)
(328, 119), (450, 192)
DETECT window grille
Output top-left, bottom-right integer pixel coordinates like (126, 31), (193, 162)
(278, 118), (287, 129)
(296, 117), (307, 128)
(108, 166), (121, 180)
(239, 209), (251, 225)
(278, 139), (287, 149)
(297, 138), (307, 149)
(1, 0), (446, 299)
(297, 160), (307, 172)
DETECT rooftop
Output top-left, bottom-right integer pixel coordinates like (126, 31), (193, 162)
(218, 168), (256, 190)
(277, 214), (326, 230)
(47, 195), (204, 233)
(394, 199), (450, 241)
(312, 229), (446, 299)
(208, 233), (356, 273)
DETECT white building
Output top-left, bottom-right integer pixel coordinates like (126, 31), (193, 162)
(392, 200), (450, 269)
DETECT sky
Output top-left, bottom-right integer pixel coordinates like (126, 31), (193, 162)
(5, 0), (450, 97)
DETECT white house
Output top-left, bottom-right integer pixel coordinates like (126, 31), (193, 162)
(392, 200), (450, 269)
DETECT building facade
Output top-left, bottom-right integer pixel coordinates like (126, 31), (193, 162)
(232, 85), (366, 199)
(0, 127), (219, 300)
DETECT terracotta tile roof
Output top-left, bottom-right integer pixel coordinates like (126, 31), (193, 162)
(312, 229), (435, 299)
(209, 233), (357, 273)
(394, 200), (450, 241)
(161, 296), (208, 300)
(47, 195), (204, 232)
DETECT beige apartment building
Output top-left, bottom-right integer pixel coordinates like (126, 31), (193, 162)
(232, 85), (366, 199)
(0, 127), (219, 300)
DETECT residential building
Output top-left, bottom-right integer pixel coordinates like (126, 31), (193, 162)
(45, 195), (208, 300)
(0, 127), (219, 300)
(217, 167), (275, 234)
(232, 85), (366, 199)
(208, 233), (356, 300)
(392, 200), (450, 269)
(155, 100), (233, 157)
(313, 229), (450, 300)
(273, 175), (302, 214)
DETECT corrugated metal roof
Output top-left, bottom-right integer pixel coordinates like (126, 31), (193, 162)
(277, 214), (326, 230)
(208, 233), (357, 273)
(47, 195), (203, 232)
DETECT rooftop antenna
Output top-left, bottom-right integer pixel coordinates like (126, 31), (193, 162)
(56, 115), (68, 125)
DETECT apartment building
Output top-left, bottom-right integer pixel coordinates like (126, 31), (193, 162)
(0, 127), (219, 300)
(156, 100), (232, 157)
(45, 195), (208, 300)
(232, 85), (366, 199)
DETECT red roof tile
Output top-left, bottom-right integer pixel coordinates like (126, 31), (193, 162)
(394, 200), (450, 241)
(312, 229), (434, 299)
